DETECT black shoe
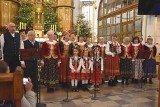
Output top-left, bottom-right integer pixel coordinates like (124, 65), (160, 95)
(135, 79), (139, 84)
(112, 80), (116, 86)
(131, 78), (135, 84)
(114, 77), (118, 84)
(102, 79), (105, 84)
(108, 80), (112, 86)
(75, 87), (79, 92)
(82, 84), (86, 91)
(143, 78), (147, 83)
(47, 87), (54, 92)
(121, 77), (124, 85)
(125, 77), (129, 85)
(149, 78), (153, 84)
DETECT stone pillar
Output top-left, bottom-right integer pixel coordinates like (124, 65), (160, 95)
(57, 0), (74, 31)
(0, 0), (18, 26)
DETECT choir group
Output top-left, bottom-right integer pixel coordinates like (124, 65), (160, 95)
(39, 30), (157, 92)
(1, 23), (156, 106)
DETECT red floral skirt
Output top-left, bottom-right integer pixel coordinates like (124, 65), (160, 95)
(104, 55), (120, 76)
(68, 69), (81, 80)
(81, 72), (90, 80)
(59, 56), (69, 82)
(90, 70), (102, 84)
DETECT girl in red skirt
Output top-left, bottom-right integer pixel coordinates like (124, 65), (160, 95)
(81, 48), (93, 91)
(69, 44), (82, 92)
(90, 45), (103, 91)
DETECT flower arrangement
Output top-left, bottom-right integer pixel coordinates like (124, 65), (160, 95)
(56, 32), (63, 38)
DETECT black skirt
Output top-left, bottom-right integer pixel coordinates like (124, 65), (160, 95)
(120, 58), (133, 77)
(41, 58), (59, 87)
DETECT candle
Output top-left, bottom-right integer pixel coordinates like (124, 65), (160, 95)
(55, 25), (57, 32)
(52, 25), (55, 32)
(21, 22), (23, 29)
(22, 22), (24, 29)
(25, 23), (26, 29)
(19, 22), (21, 29)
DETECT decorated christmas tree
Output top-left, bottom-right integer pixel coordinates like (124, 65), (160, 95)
(73, 14), (91, 38)
(15, 0), (33, 30)
(44, 1), (58, 32)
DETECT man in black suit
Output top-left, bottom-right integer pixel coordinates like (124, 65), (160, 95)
(23, 31), (40, 92)
(0, 22), (24, 72)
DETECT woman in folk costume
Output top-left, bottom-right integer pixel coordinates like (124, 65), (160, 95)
(105, 34), (121, 86)
(81, 48), (93, 91)
(119, 37), (134, 85)
(138, 35), (145, 45)
(97, 37), (106, 83)
(68, 33), (77, 56)
(90, 45), (103, 91)
(41, 30), (61, 92)
(131, 36), (143, 84)
(143, 37), (157, 84)
(59, 32), (70, 88)
(77, 35), (86, 57)
(69, 44), (82, 92)
(84, 37), (94, 57)
(97, 37), (106, 59)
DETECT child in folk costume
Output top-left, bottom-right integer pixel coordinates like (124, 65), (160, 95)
(105, 34), (121, 86)
(97, 37), (106, 58)
(81, 48), (93, 91)
(119, 37), (134, 85)
(77, 35), (86, 57)
(143, 37), (157, 84)
(90, 45), (103, 91)
(59, 32), (70, 87)
(69, 44), (82, 92)
(68, 33), (77, 56)
(84, 37), (94, 57)
(131, 36), (143, 84)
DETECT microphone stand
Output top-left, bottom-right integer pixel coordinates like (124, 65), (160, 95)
(91, 53), (98, 100)
(36, 36), (46, 107)
(63, 57), (72, 102)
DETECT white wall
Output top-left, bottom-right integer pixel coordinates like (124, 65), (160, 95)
(142, 15), (160, 54)
(73, 0), (81, 24)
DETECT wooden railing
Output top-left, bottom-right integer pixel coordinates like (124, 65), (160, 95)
(0, 68), (23, 107)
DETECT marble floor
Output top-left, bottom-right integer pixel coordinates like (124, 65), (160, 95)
(40, 79), (159, 107)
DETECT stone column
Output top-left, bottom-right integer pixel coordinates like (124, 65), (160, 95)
(57, 0), (74, 31)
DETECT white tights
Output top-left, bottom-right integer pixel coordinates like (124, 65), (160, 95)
(71, 79), (78, 87)
(82, 80), (88, 84)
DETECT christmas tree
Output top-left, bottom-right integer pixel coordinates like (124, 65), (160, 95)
(44, 1), (58, 32)
(15, 0), (33, 30)
(73, 14), (91, 38)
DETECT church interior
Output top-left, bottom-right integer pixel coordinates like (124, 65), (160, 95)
(0, 0), (160, 107)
